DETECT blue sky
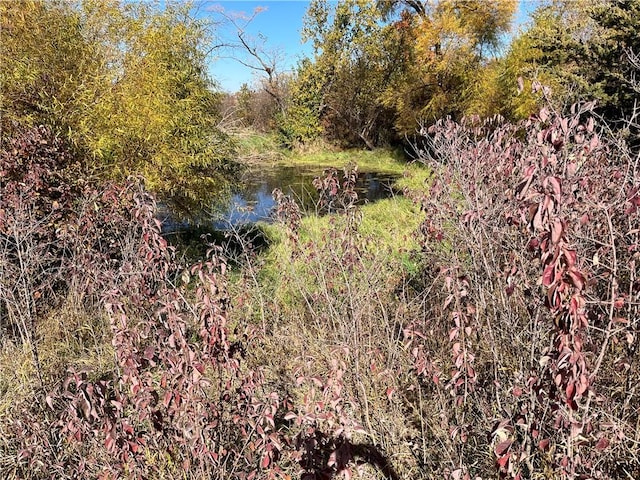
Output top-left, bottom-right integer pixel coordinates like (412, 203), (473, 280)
(202, 0), (543, 93)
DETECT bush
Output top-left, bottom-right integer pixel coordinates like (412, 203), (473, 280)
(0, 0), (237, 204)
(0, 126), (284, 479)
(409, 105), (639, 478)
(3, 106), (639, 479)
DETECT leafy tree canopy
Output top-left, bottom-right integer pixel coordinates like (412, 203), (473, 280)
(499, 0), (640, 124)
(291, 0), (516, 147)
(1, 0), (238, 205)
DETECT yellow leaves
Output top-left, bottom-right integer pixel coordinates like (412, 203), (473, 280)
(1, 0), (235, 204)
(378, 0), (518, 133)
(453, 0), (516, 46)
(413, 0), (516, 63)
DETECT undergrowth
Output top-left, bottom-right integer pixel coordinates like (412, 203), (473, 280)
(2, 103), (639, 479)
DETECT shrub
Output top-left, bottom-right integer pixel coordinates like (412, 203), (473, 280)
(409, 104), (639, 478)
(0, 126), (285, 479)
(0, 0), (237, 204)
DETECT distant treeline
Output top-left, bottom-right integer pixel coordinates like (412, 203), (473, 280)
(231, 0), (640, 149)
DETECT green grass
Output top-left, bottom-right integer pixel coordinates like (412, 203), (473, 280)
(232, 129), (433, 195)
(233, 129), (285, 164)
(278, 148), (409, 174)
(229, 129), (431, 299)
(394, 163), (433, 192)
(256, 194), (423, 293)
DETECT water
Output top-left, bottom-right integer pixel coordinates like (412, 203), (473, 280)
(158, 164), (399, 258)
(213, 165), (399, 229)
(158, 164), (400, 261)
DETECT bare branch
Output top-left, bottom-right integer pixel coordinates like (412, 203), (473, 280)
(206, 4), (286, 111)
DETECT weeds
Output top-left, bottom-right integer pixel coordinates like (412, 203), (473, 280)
(2, 105), (638, 479)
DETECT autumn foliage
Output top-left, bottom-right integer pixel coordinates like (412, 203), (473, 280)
(411, 103), (639, 478)
(2, 103), (640, 479)
(2, 1), (640, 479)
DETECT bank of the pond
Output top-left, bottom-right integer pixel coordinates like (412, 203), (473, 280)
(260, 137), (432, 194)
(238, 140), (430, 263)
(166, 133), (432, 271)
(275, 148), (408, 174)
(235, 130), (429, 179)
(217, 140), (431, 229)
(261, 192), (422, 249)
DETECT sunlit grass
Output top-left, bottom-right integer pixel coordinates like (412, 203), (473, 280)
(234, 129), (285, 164)
(233, 130), (432, 196)
(228, 129), (431, 321)
(279, 148), (408, 173)
(394, 163), (432, 193)
(256, 193), (423, 298)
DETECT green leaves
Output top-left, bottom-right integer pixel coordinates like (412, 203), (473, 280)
(1, 0), (237, 206)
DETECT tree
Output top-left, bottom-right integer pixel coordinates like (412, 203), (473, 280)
(293, 0), (516, 147)
(0, 0), (102, 139)
(380, 0), (517, 132)
(0, 0), (237, 205)
(500, 0), (640, 124)
(300, 0), (399, 148)
(213, 5), (289, 116)
(278, 59), (324, 147)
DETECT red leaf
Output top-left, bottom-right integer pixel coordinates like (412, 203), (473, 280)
(533, 207), (543, 231)
(551, 218), (563, 244)
(566, 382), (575, 401)
(386, 387), (395, 401)
(497, 452), (510, 468)
(495, 439), (512, 456)
(261, 453), (270, 469)
(538, 438), (550, 451)
(163, 391), (172, 408)
(451, 468), (464, 480)
(547, 176), (562, 197)
(539, 108), (549, 122)
(567, 269), (585, 291)
(579, 213), (589, 225)
(542, 263), (555, 287)
(563, 248), (577, 267)
(595, 437), (610, 451)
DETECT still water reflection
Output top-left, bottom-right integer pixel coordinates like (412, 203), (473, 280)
(160, 164), (399, 235)
(214, 165), (398, 228)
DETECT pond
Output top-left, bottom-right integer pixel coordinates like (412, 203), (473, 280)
(216, 165), (399, 228)
(161, 163), (400, 233)
(158, 163), (401, 261)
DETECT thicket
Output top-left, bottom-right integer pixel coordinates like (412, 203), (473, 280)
(232, 104), (640, 478)
(0, 125), (285, 479)
(262, 0), (640, 151)
(409, 104), (639, 478)
(0, 0), (237, 205)
(2, 0), (640, 479)
(1, 108), (639, 480)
